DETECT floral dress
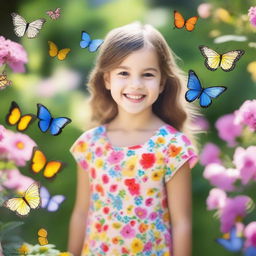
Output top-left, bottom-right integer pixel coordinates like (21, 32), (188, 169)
(70, 124), (198, 256)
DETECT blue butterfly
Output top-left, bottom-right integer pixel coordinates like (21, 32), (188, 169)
(215, 226), (244, 252)
(244, 246), (256, 256)
(185, 70), (227, 108)
(40, 186), (66, 212)
(80, 31), (104, 52)
(37, 104), (71, 136)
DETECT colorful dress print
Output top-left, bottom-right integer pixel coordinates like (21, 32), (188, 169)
(70, 124), (198, 256)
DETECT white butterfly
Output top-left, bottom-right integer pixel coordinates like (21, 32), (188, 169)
(11, 12), (46, 39)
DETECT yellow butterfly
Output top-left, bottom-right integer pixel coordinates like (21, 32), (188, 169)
(0, 72), (12, 90)
(30, 147), (64, 179)
(38, 228), (48, 246)
(48, 41), (71, 60)
(3, 182), (41, 217)
(5, 101), (36, 131)
(199, 45), (244, 72)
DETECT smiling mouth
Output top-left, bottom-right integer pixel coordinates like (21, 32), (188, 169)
(123, 94), (146, 100)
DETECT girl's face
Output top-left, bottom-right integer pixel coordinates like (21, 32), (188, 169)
(104, 46), (164, 115)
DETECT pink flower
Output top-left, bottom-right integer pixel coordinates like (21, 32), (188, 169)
(0, 36), (28, 73)
(203, 163), (239, 191)
(2, 130), (36, 166)
(134, 207), (147, 219)
(233, 146), (256, 185)
(107, 151), (124, 164)
(248, 6), (256, 27)
(220, 195), (252, 233)
(215, 114), (243, 147)
(1, 169), (35, 192)
(206, 188), (227, 210)
(0, 125), (6, 141)
(197, 3), (213, 19)
(192, 116), (209, 131)
(200, 143), (222, 166)
(234, 100), (256, 131)
(120, 224), (136, 238)
(244, 222), (256, 247)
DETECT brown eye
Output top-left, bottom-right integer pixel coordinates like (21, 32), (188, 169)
(118, 71), (129, 76)
(143, 73), (154, 77)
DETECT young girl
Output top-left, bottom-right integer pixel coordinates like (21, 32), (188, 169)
(68, 22), (199, 256)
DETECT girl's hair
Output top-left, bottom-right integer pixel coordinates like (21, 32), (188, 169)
(87, 22), (201, 150)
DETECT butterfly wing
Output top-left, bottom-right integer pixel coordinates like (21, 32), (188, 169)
(26, 19), (46, 38)
(47, 195), (66, 212)
(185, 70), (203, 102)
(199, 46), (221, 71)
(3, 197), (31, 217)
(11, 13), (27, 37)
(38, 228), (48, 246)
(88, 39), (104, 52)
(57, 48), (71, 61)
(244, 246), (256, 256)
(40, 186), (50, 209)
(44, 161), (63, 179)
(80, 31), (91, 48)
(24, 182), (41, 209)
(30, 147), (47, 174)
(0, 72), (12, 90)
(37, 104), (52, 132)
(174, 11), (185, 29)
(220, 50), (245, 72)
(48, 41), (59, 58)
(185, 16), (198, 32)
(49, 117), (72, 136)
(6, 101), (21, 126)
(200, 86), (227, 108)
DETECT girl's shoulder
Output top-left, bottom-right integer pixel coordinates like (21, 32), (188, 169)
(69, 125), (104, 153)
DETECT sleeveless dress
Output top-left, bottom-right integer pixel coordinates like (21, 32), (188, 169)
(70, 124), (198, 256)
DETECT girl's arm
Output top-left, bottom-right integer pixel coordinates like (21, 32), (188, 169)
(68, 165), (91, 256)
(166, 162), (192, 256)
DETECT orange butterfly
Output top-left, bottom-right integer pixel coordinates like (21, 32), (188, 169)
(173, 10), (199, 32)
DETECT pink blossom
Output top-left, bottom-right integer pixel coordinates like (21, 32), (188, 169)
(248, 6), (256, 27)
(244, 222), (256, 247)
(2, 130), (36, 166)
(234, 100), (256, 131)
(0, 125), (6, 141)
(215, 114), (243, 147)
(120, 224), (136, 238)
(200, 143), (222, 166)
(0, 36), (28, 73)
(197, 3), (213, 19)
(1, 169), (35, 192)
(203, 163), (239, 191)
(192, 116), (209, 131)
(206, 188), (227, 210)
(107, 151), (124, 164)
(220, 195), (252, 233)
(233, 146), (256, 185)
(134, 207), (147, 219)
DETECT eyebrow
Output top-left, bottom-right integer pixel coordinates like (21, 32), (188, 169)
(116, 66), (159, 72)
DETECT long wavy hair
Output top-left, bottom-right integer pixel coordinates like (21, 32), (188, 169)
(87, 22), (201, 150)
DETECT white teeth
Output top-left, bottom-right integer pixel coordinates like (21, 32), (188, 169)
(125, 94), (144, 99)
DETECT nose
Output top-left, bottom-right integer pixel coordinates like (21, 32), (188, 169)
(130, 76), (143, 89)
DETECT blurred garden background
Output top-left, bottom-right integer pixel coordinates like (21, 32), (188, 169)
(1, 0), (256, 255)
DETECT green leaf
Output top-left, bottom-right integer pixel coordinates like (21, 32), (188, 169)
(0, 221), (24, 239)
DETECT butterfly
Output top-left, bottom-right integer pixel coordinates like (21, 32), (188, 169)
(215, 226), (244, 252)
(11, 12), (46, 38)
(37, 103), (72, 136)
(46, 8), (61, 20)
(38, 228), (48, 246)
(80, 31), (104, 52)
(199, 45), (245, 72)
(30, 147), (65, 179)
(3, 182), (41, 217)
(48, 41), (71, 61)
(6, 101), (36, 131)
(0, 72), (12, 90)
(173, 10), (199, 32)
(185, 70), (227, 108)
(40, 186), (66, 212)
(244, 246), (256, 256)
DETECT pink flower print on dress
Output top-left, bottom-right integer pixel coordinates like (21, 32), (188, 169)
(95, 146), (103, 157)
(102, 174), (109, 184)
(149, 212), (158, 221)
(181, 134), (191, 145)
(166, 125), (177, 134)
(107, 151), (124, 164)
(145, 197), (153, 206)
(120, 224), (136, 238)
(143, 241), (153, 252)
(110, 184), (118, 192)
(135, 207), (147, 219)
